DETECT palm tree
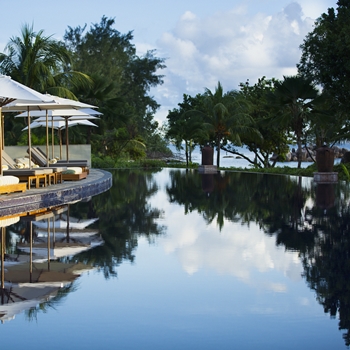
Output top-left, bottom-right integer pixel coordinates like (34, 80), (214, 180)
(0, 23), (91, 98)
(167, 112), (208, 167)
(202, 82), (261, 167)
(270, 75), (319, 168)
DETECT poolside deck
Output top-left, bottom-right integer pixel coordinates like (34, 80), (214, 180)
(0, 169), (112, 217)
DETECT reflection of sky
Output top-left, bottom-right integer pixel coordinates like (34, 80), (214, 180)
(152, 170), (303, 293)
(1, 169), (346, 349)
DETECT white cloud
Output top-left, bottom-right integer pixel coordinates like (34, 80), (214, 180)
(158, 210), (303, 289)
(153, 2), (318, 124)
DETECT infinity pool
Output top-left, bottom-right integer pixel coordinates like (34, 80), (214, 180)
(1, 168), (349, 349)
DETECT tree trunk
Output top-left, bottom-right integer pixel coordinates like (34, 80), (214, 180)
(185, 141), (189, 167)
(297, 137), (302, 169)
(216, 138), (221, 167)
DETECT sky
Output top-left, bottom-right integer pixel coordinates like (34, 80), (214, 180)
(0, 0), (338, 124)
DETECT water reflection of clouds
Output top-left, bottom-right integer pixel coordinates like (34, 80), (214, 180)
(151, 177), (303, 292)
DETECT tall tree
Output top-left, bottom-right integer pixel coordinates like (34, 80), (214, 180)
(230, 77), (290, 168)
(202, 82), (260, 167)
(297, 1), (350, 115)
(64, 16), (166, 158)
(269, 75), (319, 168)
(166, 94), (208, 166)
(0, 23), (91, 98)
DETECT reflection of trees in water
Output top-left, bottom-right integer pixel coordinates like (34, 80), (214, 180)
(166, 169), (350, 346)
(166, 170), (312, 234)
(68, 169), (165, 279)
(300, 183), (350, 347)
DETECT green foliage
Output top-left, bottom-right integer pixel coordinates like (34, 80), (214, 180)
(268, 75), (320, 168)
(233, 77), (290, 168)
(166, 93), (208, 167)
(298, 2), (350, 115)
(64, 16), (166, 159)
(91, 154), (117, 168)
(340, 163), (350, 181)
(0, 23), (91, 95)
(201, 82), (261, 167)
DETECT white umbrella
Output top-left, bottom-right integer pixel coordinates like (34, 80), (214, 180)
(15, 109), (92, 118)
(22, 119), (98, 130)
(0, 75), (54, 174)
(2, 93), (97, 112)
(0, 75), (54, 104)
(3, 94), (99, 163)
(22, 119), (98, 159)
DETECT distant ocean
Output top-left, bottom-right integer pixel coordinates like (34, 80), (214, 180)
(168, 143), (350, 169)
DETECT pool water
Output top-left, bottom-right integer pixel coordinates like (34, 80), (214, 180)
(1, 168), (349, 349)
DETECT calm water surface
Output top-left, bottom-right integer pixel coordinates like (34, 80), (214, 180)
(1, 168), (350, 349)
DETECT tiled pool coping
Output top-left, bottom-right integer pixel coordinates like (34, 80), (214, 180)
(0, 169), (112, 217)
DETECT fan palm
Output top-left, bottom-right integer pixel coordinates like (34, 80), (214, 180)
(202, 82), (261, 167)
(0, 23), (91, 98)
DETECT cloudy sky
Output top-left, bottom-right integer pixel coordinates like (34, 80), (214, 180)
(150, 170), (305, 293)
(0, 0), (338, 124)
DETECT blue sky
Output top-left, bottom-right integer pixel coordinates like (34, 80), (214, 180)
(0, 0), (338, 124)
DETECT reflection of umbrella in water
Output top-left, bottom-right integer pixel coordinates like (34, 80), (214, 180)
(0, 75), (54, 174)
(1, 209), (94, 322)
(17, 213), (103, 259)
(0, 283), (63, 322)
(1, 216), (20, 290)
(22, 119), (98, 160)
(0, 261), (92, 323)
(33, 216), (98, 230)
(17, 235), (103, 259)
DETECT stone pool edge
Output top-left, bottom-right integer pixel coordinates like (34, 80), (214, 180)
(0, 169), (112, 217)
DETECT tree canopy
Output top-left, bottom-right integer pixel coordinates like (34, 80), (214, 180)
(64, 16), (166, 159)
(298, 1), (350, 115)
(0, 18), (167, 160)
(0, 23), (91, 98)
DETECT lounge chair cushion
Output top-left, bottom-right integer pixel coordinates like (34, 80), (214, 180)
(49, 166), (67, 172)
(63, 167), (83, 175)
(0, 175), (20, 185)
(4, 169), (48, 176)
(15, 157), (36, 168)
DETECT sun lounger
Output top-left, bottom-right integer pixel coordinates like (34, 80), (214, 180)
(36, 147), (88, 164)
(29, 147), (89, 174)
(62, 167), (87, 181)
(2, 150), (56, 188)
(3, 148), (64, 185)
(3, 169), (50, 189)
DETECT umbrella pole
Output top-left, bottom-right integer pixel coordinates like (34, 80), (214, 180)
(65, 117), (69, 161)
(27, 107), (32, 169)
(46, 110), (49, 167)
(51, 115), (54, 159)
(59, 129), (62, 159)
(1, 113), (4, 150)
